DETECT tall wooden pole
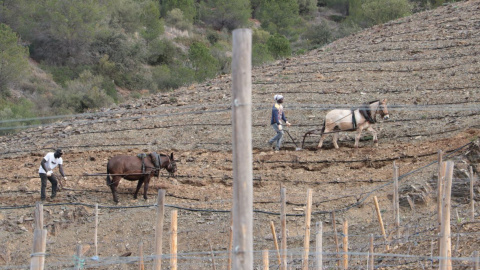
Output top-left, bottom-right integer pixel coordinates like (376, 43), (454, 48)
(369, 234), (374, 270)
(470, 166), (475, 221)
(302, 189), (313, 270)
(30, 202), (47, 270)
(170, 210), (178, 270)
(315, 222), (323, 270)
(373, 196), (389, 250)
(94, 203), (99, 259)
(342, 220), (348, 270)
(270, 221), (281, 266)
(393, 162), (400, 228)
(74, 244), (82, 270)
(154, 189), (166, 270)
(332, 211), (340, 265)
(437, 150), (444, 227)
(228, 213), (233, 270)
(139, 242), (144, 270)
(439, 161), (453, 270)
(280, 187), (287, 270)
(231, 28), (253, 270)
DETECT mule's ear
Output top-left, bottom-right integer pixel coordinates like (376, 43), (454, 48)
(170, 152), (174, 159)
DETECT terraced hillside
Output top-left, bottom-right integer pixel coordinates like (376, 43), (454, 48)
(1, 1), (480, 269)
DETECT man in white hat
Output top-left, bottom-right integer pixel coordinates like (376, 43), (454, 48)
(268, 94), (291, 152)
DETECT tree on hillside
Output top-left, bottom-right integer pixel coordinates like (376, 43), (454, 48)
(29, 0), (106, 65)
(160, 0), (196, 23)
(198, 0), (251, 31)
(188, 41), (219, 82)
(348, 0), (412, 27)
(256, 0), (303, 39)
(140, 1), (165, 42)
(0, 23), (29, 93)
(297, 0), (317, 16)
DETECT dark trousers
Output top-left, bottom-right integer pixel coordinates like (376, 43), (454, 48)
(39, 173), (58, 200)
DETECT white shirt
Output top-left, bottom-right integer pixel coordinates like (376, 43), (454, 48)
(38, 152), (63, 173)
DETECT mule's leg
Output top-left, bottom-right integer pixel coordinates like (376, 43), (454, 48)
(110, 176), (121, 203)
(333, 132), (340, 149)
(354, 127), (365, 148)
(134, 179), (145, 200)
(317, 127), (331, 149)
(143, 176), (151, 200)
(367, 126), (378, 147)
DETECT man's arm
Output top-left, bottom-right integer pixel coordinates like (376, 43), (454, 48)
(40, 158), (48, 172)
(58, 164), (66, 178)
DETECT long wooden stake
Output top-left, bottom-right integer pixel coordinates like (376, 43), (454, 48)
(470, 166), (475, 221)
(437, 150), (444, 227)
(342, 220), (348, 270)
(231, 28), (253, 270)
(369, 234), (374, 270)
(474, 250), (479, 270)
(315, 222), (322, 270)
(139, 242), (144, 270)
(74, 244), (82, 270)
(373, 196), (389, 250)
(170, 210), (178, 270)
(270, 221), (281, 266)
(331, 211), (340, 265)
(280, 187), (287, 270)
(30, 202), (47, 270)
(439, 161), (454, 270)
(154, 189), (166, 270)
(94, 203), (99, 259)
(228, 213), (233, 270)
(393, 162), (400, 228)
(302, 189), (313, 270)
(263, 250), (269, 270)
(209, 241), (217, 270)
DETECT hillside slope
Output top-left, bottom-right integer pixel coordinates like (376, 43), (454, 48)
(1, 1), (480, 269)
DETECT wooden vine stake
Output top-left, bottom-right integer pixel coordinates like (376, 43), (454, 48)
(139, 242), (144, 270)
(170, 210), (178, 270)
(470, 166), (475, 221)
(331, 211), (340, 265)
(154, 189), (166, 270)
(280, 187), (287, 270)
(315, 222), (323, 270)
(302, 188), (313, 270)
(228, 213), (233, 270)
(439, 161), (454, 270)
(30, 202), (47, 270)
(270, 221), (281, 266)
(94, 203), (99, 259)
(393, 162), (400, 229)
(369, 234), (374, 270)
(231, 28), (253, 270)
(262, 250), (269, 270)
(474, 250), (479, 270)
(437, 150), (444, 227)
(74, 244), (83, 270)
(373, 196), (389, 250)
(342, 220), (348, 270)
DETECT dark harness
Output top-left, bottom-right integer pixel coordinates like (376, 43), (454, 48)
(137, 152), (162, 176)
(351, 104), (375, 130)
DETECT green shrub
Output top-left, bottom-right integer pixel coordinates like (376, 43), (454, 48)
(252, 43), (274, 66)
(165, 8), (192, 31)
(304, 22), (332, 49)
(266, 34), (291, 59)
(0, 98), (38, 135)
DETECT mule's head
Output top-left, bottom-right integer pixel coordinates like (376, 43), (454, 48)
(166, 152), (177, 176)
(378, 99), (389, 120)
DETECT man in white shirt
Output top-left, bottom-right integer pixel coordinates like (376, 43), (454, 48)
(38, 149), (67, 201)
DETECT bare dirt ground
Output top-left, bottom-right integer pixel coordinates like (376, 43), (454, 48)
(1, 1), (480, 269)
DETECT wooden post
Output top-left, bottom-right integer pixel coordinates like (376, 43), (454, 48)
(170, 210), (178, 270)
(262, 250), (269, 270)
(270, 221), (281, 266)
(315, 222), (322, 270)
(30, 202), (47, 270)
(74, 244), (82, 270)
(94, 203), (99, 259)
(280, 187), (287, 270)
(437, 150), (444, 227)
(474, 250), (479, 270)
(302, 189), (313, 270)
(332, 211), (340, 265)
(369, 234), (374, 270)
(470, 166), (475, 221)
(231, 28), (253, 270)
(373, 196), (389, 250)
(228, 213), (233, 270)
(139, 242), (144, 270)
(439, 161), (454, 270)
(209, 241), (217, 270)
(393, 162), (400, 228)
(342, 220), (348, 270)
(154, 189), (166, 270)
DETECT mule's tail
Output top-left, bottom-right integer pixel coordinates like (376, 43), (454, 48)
(106, 161), (112, 186)
(321, 120), (326, 134)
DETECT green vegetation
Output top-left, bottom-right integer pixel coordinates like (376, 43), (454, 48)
(0, 0), (450, 133)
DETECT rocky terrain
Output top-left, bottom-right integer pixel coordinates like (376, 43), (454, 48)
(1, 1), (480, 269)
